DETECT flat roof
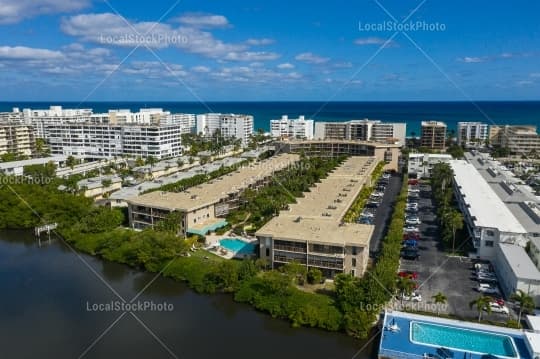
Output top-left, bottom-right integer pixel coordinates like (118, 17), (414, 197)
(0, 156), (68, 169)
(278, 139), (402, 148)
(255, 156), (377, 246)
(450, 160), (527, 233)
(526, 315), (540, 332)
(128, 154), (299, 211)
(499, 243), (540, 281)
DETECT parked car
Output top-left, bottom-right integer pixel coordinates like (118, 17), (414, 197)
(408, 187), (420, 193)
(361, 211), (374, 218)
(403, 225), (420, 233)
(477, 283), (500, 295)
(406, 218), (421, 225)
(357, 218), (373, 225)
(404, 233), (421, 240)
(401, 292), (422, 302)
(487, 302), (510, 315)
(382, 173), (391, 179)
(402, 239), (418, 248)
(398, 271), (419, 280)
(406, 207), (419, 214)
(408, 179), (419, 185)
(401, 249), (420, 260)
(476, 273), (498, 283)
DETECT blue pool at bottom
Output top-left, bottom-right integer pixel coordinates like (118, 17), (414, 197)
(411, 321), (518, 357)
(219, 238), (256, 255)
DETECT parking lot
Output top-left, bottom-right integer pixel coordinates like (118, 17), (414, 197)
(398, 181), (512, 321)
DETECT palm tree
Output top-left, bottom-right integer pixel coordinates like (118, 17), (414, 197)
(449, 210), (464, 254)
(66, 155), (77, 170)
(511, 290), (535, 327)
(432, 292), (447, 315)
(396, 276), (416, 304)
(470, 295), (492, 322)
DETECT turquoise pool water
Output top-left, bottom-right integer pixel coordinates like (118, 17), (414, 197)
(219, 238), (256, 255)
(410, 321), (517, 358)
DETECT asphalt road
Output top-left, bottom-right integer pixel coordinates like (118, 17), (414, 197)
(398, 182), (511, 321)
(369, 173), (403, 256)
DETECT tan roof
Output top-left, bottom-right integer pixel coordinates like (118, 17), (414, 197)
(128, 154), (300, 212)
(280, 139), (402, 148)
(256, 156), (378, 246)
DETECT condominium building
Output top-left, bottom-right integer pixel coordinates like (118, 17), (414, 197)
(127, 154), (299, 237)
(45, 123), (191, 159)
(457, 122), (489, 146)
(196, 113), (254, 146)
(420, 121), (447, 150)
(408, 153), (453, 178)
(270, 115), (314, 139)
(275, 139), (402, 171)
(0, 124), (36, 156)
(489, 125), (540, 155)
(256, 157), (378, 278)
(314, 119), (406, 145)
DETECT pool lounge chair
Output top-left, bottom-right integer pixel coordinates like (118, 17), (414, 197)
(437, 347), (454, 359)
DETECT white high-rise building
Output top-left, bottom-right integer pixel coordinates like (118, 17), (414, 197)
(197, 113), (254, 146)
(457, 122), (489, 146)
(270, 115), (314, 139)
(314, 119), (406, 145)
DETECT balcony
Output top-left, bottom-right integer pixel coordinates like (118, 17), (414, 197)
(273, 244), (307, 253)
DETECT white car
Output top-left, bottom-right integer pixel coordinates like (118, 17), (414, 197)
(406, 218), (421, 225)
(488, 302), (510, 315)
(401, 292), (422, 302)
(403, 226), (420, 233)
(408, 188), (420, 193)
(406, 203), (419, 209)
(477, 283), (500, 295)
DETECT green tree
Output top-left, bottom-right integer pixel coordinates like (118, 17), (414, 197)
(281, 261), (308, 285)
(66, 155), (77, 169)
(307, 268), (323, 284)
(396, 276), (416, 304)
(101, 179), (112, 188)
(469, 295), (492, 322)
(23, 161), (57, 184)
(432, 292), (447, 315)
(238, 258), (258, 281)
(35, 138), (50, 156)
(135, 156), (145, 167)
(448, 210), (464, 254)
(215, 261), (239, 292)
(146, 156), (157, 167)
(176, 159), (184, 168)
(510, 290), (535, 327)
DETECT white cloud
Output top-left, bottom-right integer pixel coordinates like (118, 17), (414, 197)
(122, 61), (186, 78)
(277, 63), (294, 69)
(0, 46), (64, 60)
(530, 73), (540, 78)
(175, 13), (230, 29)
(458, 56), (486, 63)
(332, 61), (352, 68)
(0, 0), (90, 24)
(295, 52), (329, 64)
(61, 13), (279, 62)
(354, 37), (398, 48)
(191, 65), (210, 73)
(245, 38), (275, 46)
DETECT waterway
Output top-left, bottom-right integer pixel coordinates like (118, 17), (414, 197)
(0, 230), (378, 359)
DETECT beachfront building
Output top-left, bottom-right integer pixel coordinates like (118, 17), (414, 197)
(408, 153), (452, 178)
(45, 122), (191, 159)
(457, 121), (489, 146)
(127, 154), (299, 237)
(270, 115), (314, 139)
(275, 139), (401, 171)
(76, 175), (123, 199)
(196, 113), (254, 146)
(0, 124), (36, 156)
(313, 119), (406, 145)
(420, 121), (447, 150)
(256, 157), (377, 278)
(490, 125), (540, 155)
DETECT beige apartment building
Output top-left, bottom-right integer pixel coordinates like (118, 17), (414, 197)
(489, 125), (539, 155)
(420, 121), (447, 150)
(256, 157), (377, 278)
(0, 124), (35, 156)
(127, 154), (299, 236)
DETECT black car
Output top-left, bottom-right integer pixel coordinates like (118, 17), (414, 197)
(400, 249), (420, 260)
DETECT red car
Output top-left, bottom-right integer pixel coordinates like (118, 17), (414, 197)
(408, 179), (419, 185)
(398, 271), (419, 280)
(404, 233), (421, 240)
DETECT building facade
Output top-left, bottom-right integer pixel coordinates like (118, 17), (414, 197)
(270, 115), (314, 139)
(0, 124), (36, 156)
(457, 122), (489, 146)
(490, 125), (540, 155)
(420, 121), (447, 150)
(313, 119), (406, 145)
(196, 113), (254, 146)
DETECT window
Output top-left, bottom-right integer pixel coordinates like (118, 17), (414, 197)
(485, 240), (494, 247)
(352, 246), (357, 255)
(486, 230), (495, 236)
(265, 248), (270, 257)
(352, 258), (357, 267)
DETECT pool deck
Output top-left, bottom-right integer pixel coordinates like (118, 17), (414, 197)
(379, 311), (533, 359)
(204, 233), (258, 260)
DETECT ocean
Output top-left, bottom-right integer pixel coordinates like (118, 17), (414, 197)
(1, 101), (539, 136)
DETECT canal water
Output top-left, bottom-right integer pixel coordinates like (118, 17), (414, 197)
(0, 230), (378, 359)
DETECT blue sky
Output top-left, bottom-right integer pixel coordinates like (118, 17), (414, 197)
(0, 0), (539, 101)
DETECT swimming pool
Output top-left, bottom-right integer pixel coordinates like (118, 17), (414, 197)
(219, 238), (256, 255)
(410, 321), (518, 358)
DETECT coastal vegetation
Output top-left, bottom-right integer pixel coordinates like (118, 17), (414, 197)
(342, 161), (385, 223)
